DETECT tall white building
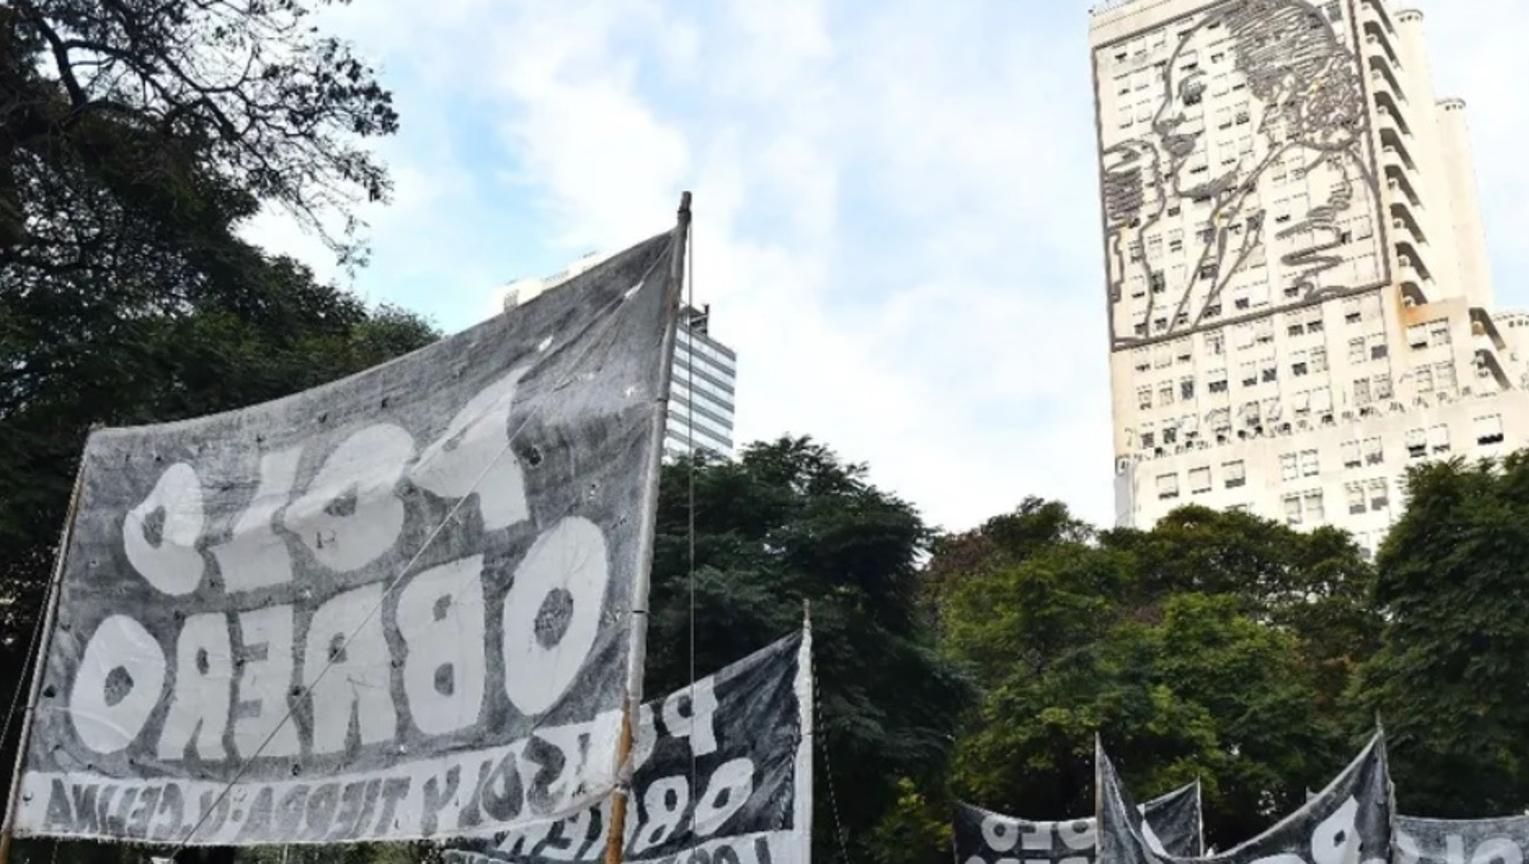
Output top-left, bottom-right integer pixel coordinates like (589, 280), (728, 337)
(1090, 0), (1529, 550)
(667, 304), (738, 459)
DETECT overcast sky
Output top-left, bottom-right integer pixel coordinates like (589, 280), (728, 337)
(246, 0), (1529, 534)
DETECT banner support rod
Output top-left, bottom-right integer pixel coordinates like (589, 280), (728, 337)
(0, 449), (90, 864)
(604, 190), (692, 864)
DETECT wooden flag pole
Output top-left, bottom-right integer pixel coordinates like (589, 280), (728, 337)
(0, 454), (90, 864)
(604, 191), (693, 864)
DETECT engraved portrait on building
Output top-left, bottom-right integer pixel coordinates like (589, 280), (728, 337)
(1097, 0), (1389, 349)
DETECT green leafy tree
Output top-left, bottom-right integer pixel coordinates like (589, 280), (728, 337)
(932, 502), (1378, 850)
(646, 438), (972, 864)
(1352, 454), (1529, 817)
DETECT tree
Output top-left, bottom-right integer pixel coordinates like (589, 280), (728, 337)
(1352, 454), (1529, 817)
(930, 502), (1378, 850)
(645, 438), (973, 864)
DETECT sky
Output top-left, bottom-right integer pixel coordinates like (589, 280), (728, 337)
(245, 0), (1529, 534)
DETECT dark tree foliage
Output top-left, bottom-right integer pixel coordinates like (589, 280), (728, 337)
(0, 5), (424, 861)
(1352, 454), (1529, 817)
(646, 438), (973, 864)
(926, 502), (1379, 854)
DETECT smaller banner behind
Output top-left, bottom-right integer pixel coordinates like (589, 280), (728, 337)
(954, 782), (1202, 864)
(447, 630), (812, 864)
(1097, 734), (1392, 864)
(1398, 816), (1529, 864)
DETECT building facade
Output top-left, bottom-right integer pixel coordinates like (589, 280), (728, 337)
(1089, 0), (1529, 550)
(666, 304), (738, 459)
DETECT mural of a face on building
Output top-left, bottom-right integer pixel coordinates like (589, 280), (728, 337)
(1102, 0), (1384, 346)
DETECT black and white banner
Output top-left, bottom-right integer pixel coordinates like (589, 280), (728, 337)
(1097, 734), (1392, 864)
(954, 782), (1202, 864)
(447, 631), (812, 864)
(13, 228), (683, 845)
(1398, 816), (1529, 864)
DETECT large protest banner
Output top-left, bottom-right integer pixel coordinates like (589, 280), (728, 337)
(8, 225), (684, 846)
(954, 782), (1202, 864)
(1097, 734), (1392, 864)
(446, 631), (812, 864)
(1398, 816), (1529, 864)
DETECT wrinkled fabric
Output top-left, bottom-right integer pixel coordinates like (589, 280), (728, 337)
(954, 782), (1203, 864)
(447, 631), (812, 864)
(15, 230), (681, 846)
(1097, 735), (1392, 864)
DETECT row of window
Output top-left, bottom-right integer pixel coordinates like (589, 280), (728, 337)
(1149, 414), (1510, 504)
(1406, 318), (1452, 351)
(675, 329), (737, 374)
(1156, 460), (1247, 500)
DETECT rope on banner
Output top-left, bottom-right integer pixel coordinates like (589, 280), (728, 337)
(0, 601), (47, 770)
(811, 639), (853, 864)
(687, 220), (699, 803)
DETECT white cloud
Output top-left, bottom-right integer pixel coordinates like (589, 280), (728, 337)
(243, 0), (1529, 533)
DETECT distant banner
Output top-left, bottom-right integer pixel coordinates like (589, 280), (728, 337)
(954, 782), (1202, 864)
(1398, 816), (1529, 864)
(14, 229), (683, 845)
(1097, 734), (1392, 864)
(446, 632), (812, 864)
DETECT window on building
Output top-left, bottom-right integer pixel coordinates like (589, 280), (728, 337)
(1342, 440), (1361, 469)
(1176, 341), (1193, 364)
(1407, 428), (1427, 459)
(1313, 387), (1334, 415)
(1344, 297), (1363, 325)
(1138, 387), (1153, 410)
(1288, 317), (1306, 338)
(1293, 390), (1312, 418)
(1429, 319), (1451, 346)
(1415, 365), (1434, 394)
(1241, 362), (1258, 387)
(1370, 337), (1388, 360)
(1435, 361), (1458, 393)
(1159, 383), (1175, 406)
(1158, 473), (1180, 500)
(1312, 347), (1328, 373)
(1346, 482), (1367, 515)
(1364, 437), (1384, 465)
(1300, 449), (1320, 477)
(1206, 331), (1224, 355)
(1476, 414), (1506, 446)
(1354, 378), (1372, 405)
(1307, 308), (1325, 334)
(1369, 479), (1390, 513)
(1255, 319), (1274, 344)
(1209, 375), (1229, 394)
(1261, 364), (1278, 384)
(1280, 453), (1300, 482)
(1141, 426), (1156, 450)
(1284, 494), (1304, 526)
(1190, 467), (1212, 494)
(1407, 323), (1429, 350)
(1163, 424), (1179, 445)
(1374, 375), (1394, 402)
(1225, 460), (1247, 489)
(1348, 337), (1367, 364)
(1134, 349), (1151, 373)
(1181, 378), (1196, 400)
(1305, 491), (1325, 524)
(1429, 424), (1451, 454)
(1292, 350), (1309, 377)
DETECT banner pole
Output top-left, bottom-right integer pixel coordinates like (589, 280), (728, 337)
(0, 450), (90, 864)
(604, 190), (692, 864)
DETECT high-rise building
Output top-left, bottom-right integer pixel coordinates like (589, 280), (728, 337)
(667, 304), (738, 459)
(1089, 0), (1529, 551)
